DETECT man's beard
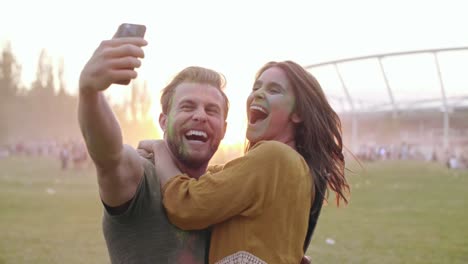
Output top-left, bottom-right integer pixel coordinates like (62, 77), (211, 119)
(166, 136), (216, 170)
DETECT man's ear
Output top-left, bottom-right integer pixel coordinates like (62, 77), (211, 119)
(291, 112), (302, 124)
(159, 113), (168, 132)
(221, 121), (227, 139)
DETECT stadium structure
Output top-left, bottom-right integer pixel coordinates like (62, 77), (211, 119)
(304, 47), (468, 165)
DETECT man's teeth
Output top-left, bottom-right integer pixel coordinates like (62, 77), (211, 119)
(185, 130), (207, 138)
(250, 105), (267, 114)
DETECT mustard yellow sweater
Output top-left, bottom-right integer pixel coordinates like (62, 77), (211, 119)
(162, 141), (313, 264)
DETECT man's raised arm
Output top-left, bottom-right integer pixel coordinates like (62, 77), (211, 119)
(78, 37), (147, 207)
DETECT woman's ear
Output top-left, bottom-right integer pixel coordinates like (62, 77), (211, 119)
(291, 112), (302, 124)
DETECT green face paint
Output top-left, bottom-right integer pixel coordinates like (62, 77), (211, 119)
(165, 110), (190, 165)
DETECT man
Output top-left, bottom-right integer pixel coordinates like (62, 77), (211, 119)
(78, 36), (228, 263)
(79, 35), (312, 264)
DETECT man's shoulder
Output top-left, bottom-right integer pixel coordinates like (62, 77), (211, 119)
(139, 156), (161, 183)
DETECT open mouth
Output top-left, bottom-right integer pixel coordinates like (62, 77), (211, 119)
(249, 105), (269, 124)
(185, 130), (208, 142)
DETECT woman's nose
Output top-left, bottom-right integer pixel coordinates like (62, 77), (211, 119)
(253, 89), (265, 99)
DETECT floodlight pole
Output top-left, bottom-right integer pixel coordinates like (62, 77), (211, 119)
(378, 57), (398, 119)
(334, 63), (358, 152)
(433, 53), (450, 150)
(302, 46), (468, 152)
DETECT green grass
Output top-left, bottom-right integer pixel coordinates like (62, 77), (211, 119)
(0, 157), (107, 264)
(308, 161), (468, 264)
(0, 157), (467, 263)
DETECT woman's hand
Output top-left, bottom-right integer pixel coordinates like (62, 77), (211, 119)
(137, 139), (182, 186)
(137, 140), (155, 163)
(301, 256), (311, 264)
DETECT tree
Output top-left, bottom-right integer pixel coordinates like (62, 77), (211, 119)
(30, 49), (55, 99)
(130, 80), (152, 122)
(0, 41), (22, 99)
(0, 42), (22, 143)
(56, 57), (67, 97)
(24, 49), (60, 141)
(111, 79), (158, 146)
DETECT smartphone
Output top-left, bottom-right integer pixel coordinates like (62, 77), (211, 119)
(114, 23), (146, 38)
(113, 23), (146, 85)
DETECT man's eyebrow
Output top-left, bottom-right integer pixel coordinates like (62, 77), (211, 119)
(206, 102), (222, 110)
(178, 98), (196, 105)
(178, 99), (221, 111)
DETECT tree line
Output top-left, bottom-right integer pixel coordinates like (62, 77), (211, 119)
(0, 42), (159, 147)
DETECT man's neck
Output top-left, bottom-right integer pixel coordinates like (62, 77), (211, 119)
(163, 137), (209, 179)
(173, 159), (208, 180)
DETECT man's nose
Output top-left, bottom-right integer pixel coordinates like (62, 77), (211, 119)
(192, 108), (208, 122)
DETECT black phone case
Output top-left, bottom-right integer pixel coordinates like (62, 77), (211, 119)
(114, 23), (146, 38)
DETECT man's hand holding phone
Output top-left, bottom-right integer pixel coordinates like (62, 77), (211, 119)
(79, 23), (147, 94)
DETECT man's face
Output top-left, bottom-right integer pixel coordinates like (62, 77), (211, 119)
(160, 82), (227, 169)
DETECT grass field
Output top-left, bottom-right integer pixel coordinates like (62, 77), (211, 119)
(0, 156), (467, 263)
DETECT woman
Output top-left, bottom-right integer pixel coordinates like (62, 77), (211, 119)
(150, 60), (349, 264)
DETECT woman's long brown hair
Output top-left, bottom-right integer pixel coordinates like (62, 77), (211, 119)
(247, 61), (350, 206)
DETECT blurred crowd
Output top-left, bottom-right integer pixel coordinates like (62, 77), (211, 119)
(355, 141), (468, 170)
(1, 139), (467, 171)
(0, 139), (89, 170)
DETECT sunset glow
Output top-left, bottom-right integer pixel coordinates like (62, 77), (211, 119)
(2, 0), (468, 149)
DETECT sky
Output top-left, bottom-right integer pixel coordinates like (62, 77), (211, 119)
(1, 0), (468, 145)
